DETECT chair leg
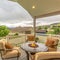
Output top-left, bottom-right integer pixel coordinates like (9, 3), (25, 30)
(2, 58), (4, 60)
(17, 56), (19, 60)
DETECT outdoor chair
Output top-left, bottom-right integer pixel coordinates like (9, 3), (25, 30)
(35, 52), (60, 60)
(45, 36), (59, 51)
(0, 39), (21, 60)
(34, 36), (60, 60)
(26, 34), (35, 42)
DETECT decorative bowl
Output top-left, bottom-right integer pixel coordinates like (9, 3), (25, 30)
(28, 43), (38, 48)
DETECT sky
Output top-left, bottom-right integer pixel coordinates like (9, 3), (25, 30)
(0, 0), (60, 28)
(0, 0), (33, 28)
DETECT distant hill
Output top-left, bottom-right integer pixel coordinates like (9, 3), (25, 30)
(51, 22), (60, 26)
(10, 26), (33, 33)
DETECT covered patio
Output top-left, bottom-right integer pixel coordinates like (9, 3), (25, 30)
(0, 0), (60, 60)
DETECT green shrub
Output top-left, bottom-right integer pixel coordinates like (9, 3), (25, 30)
(14, 32), (19, 36)
(0, 25), (10, 37)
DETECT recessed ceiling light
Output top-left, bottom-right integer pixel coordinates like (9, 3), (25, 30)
(32, 6), (35, 9)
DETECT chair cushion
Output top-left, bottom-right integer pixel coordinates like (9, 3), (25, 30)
(35, 52), (60, 60)
(46, 37), (59, 47)
(2, 49), (21, 58)
(48, 47), (57, 51)
(46, 39), (54, 47)
(5, 42), (13, 49)
(13, 47), (21, 54)
(27, 34), (34, 41)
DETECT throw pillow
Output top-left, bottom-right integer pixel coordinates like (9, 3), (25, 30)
(5, 42), (13, 49)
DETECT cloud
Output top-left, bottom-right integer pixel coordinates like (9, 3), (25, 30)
(0, 0), (32, 24)
(36, 15), (60, 26)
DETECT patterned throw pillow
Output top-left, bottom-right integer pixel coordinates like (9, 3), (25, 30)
(5, 42), (13, 49)
(45, 37), (55, 47)
(27, 35), (34, 41)
(46, 39), (54, 47)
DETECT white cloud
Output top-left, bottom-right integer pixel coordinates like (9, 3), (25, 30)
(36, 15), (60, 26)
(0, 0), (32, 24)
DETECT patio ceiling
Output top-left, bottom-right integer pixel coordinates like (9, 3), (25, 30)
(11, 0), (60, 18)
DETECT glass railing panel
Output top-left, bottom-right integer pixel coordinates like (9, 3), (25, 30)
(36, 34), (60, 47)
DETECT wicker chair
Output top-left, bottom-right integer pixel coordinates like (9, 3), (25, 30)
(26, 34), (35, 42)
(0, 40), (21, 60)
(35, 37), (59, 60)
(35, 52), (60, 60)
(45, 36), (59, 51)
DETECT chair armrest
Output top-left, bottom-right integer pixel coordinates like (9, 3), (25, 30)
(5, 49), (18, 51)
(6, 49), (20, 56)
(28, 52), (33, 60)
(0, 48), (20, 58)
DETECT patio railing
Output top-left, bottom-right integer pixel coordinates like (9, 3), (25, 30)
(0, 33), (60, 47)
(36, 33), (60, 47)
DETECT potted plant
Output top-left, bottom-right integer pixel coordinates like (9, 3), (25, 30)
(35, 37), (39, 42)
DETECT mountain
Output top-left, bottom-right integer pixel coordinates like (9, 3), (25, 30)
(10, 26), (33, 33)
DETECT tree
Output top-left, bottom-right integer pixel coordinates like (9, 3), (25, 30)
(53, 27), (60, 34)
(38, 26), (41, 30)
(0, 25), (10, 37)
(47, 26), (60, 34)
(44, 26), (48, 30)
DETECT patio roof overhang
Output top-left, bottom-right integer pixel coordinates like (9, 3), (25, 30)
(10, 0), (60, 18)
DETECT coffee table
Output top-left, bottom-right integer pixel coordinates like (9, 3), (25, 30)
(21, 42), (48, 60)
